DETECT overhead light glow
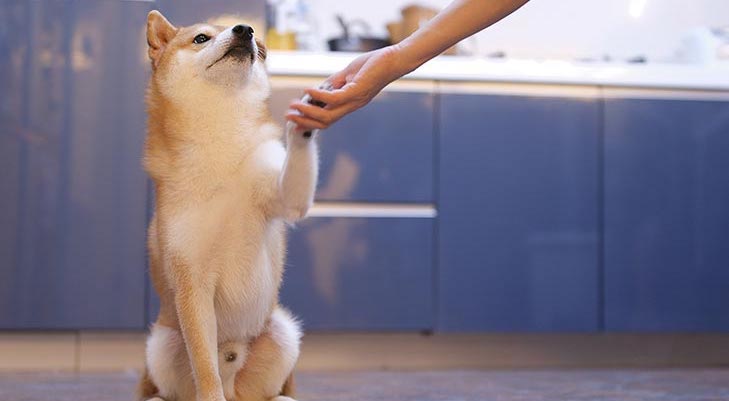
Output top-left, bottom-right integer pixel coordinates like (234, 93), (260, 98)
(629, 0), (648, 18)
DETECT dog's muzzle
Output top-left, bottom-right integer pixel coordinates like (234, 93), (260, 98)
(225, 24), (255, 62)
(207, 25), (257, 69)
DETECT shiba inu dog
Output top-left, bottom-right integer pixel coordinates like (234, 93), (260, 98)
(137, 10), (320, 401)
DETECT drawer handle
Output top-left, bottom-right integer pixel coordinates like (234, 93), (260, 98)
(307, 202), (437, 218)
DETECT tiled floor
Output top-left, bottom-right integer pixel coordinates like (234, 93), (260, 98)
(1, 369), (729, 401)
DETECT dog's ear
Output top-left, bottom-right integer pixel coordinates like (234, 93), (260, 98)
(255, 38), (267, 62)
(147, 10), (177, 69)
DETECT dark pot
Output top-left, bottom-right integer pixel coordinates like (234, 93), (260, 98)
(327, 37), (390, 52)
(328, 14), (390, 52)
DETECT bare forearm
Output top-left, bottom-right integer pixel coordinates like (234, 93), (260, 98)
(396, 0), (530, 73)
(287, 0), (531, 131)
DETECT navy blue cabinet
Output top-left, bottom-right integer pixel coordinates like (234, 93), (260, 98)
(604, 94), (729, 331)
(2, 2), (727, 334)
(438, 86), (600, 332)
(267, 79), (437, 330)
(156, 0), (265, 27)
(269, 79), (435, 203)
(0, 2), (30, 325)
(0, 1), (150, 329)
(280, 217), (434, 330)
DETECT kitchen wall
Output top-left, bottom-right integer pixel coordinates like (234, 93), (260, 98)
(307, 0), (729, 61)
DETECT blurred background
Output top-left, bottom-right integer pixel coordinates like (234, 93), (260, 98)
(1, 0), (729, 399)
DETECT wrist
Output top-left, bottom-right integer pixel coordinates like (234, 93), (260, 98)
(392, 37), (434, 75)
(389, 42), (421, 77)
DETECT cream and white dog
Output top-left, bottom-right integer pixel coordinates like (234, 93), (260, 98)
(137, 10), (319, 401)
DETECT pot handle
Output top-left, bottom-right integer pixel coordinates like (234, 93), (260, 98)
(335, 15), (372, 38)
(335, 15), (350, 40)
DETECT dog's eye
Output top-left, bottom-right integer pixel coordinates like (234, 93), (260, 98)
(193, 34), (210, 44)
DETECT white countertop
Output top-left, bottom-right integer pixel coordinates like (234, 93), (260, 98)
(267, 51), (729, 91)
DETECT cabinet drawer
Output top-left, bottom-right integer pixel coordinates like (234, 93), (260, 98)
(269, 77), (435, 202)
(280, 212), (435, 330)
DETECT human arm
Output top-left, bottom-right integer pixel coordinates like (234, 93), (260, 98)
(285, 0), (530, 130)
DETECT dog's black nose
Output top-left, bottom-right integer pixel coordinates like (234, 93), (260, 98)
(232, 24), (253, 40)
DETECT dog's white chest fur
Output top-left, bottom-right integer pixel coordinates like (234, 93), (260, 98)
(165, 139), (288, 342)
(212, 206), (283, 342)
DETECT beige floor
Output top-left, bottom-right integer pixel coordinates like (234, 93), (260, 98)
(2, 332), (729, 372)
(2, 369), (729, 401)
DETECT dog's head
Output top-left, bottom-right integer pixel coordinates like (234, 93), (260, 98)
(146, 10), (268, 100)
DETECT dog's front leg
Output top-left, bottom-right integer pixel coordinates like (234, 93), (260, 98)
(174, 269), (225, 401)
(277, 123), (319, 222)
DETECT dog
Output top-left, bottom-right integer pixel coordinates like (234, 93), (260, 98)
(137, 10), (320, 401)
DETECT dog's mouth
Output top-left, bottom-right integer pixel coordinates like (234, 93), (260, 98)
(208, 43), (255, 69)
(224, 44), (253, 60)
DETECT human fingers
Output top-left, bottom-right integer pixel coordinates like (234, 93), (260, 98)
(286, 101), (358, 130)
(304, 87), (349, 108)
(285, 112), (328, 131)
(326, 71), (349, 90)
(289, 101), (332, 125)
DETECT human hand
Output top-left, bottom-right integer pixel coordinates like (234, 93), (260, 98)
(285, 44), (409, 131)
(285, 0), (531, 130)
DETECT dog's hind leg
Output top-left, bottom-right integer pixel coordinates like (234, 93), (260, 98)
(136, 366), (166, 401)
(268, 374), (297, 401)
(233, 307), (302, 401)
(136, 366), (156, 401)
(281, 373), (295, 397)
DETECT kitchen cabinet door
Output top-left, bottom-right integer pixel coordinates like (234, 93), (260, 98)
(604, 92), (729, 331)
(0, 3), (30, 322)
(281, 216), (434, 330)
(269, 78), (435, 203)
(438, 84), (600, 332)
(0, 1), (151, 329)
(155, 0), (265, 27)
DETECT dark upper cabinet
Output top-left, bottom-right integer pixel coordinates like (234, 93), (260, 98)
(604, 93), (729, 331)
(155, 0), (265, 28)
(437, 85), (600, 332)
(280, 216), (434, 330)
(268, 78), (435, 203)
(0, 1), (151, 329)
